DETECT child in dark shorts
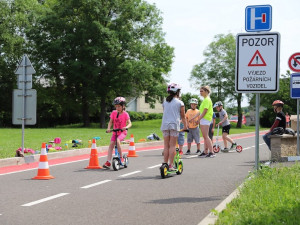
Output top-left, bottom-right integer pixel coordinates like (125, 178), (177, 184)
(214, 101), (237, 151)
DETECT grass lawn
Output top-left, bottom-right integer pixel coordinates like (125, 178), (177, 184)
(215, 163), (300, 225)
(0, 119), (258, 159)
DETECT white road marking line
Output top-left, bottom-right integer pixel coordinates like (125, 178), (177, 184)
(80, 179), (112, 189)
(147, 164), (161, 169)
(119, 170), (141, 177)
(185, 155), (198, 159)
(21, 193), (69, 207)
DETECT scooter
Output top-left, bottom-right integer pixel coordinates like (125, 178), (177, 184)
(160, 129), (189, 178)
(213, 125), (243, 153)
(107, 129), (129, 171)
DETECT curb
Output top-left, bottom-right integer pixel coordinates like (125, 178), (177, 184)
(0, 140), (164, 168)
(198, 184), (242, 225)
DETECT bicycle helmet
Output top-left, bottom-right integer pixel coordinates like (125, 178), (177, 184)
(167, 83), (181, 93)
(189, 98), (198, 105)
(271, 127), (284, 135)
(113, 97), (126, 106)
(285, 128), (295, 136)
(272, 100), (284, 107)
(213, 101), (223, 108)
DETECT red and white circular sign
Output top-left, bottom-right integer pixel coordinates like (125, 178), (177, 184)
(288, 52), (300, 72)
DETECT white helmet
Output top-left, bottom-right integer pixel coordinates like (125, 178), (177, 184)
(213, 101), (223, 108)
(189, 98), (198, 105)
(113, 97), (126, 106)
(167, 83), (181, 93)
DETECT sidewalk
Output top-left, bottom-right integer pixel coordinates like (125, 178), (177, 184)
(0, 140), (165, 168)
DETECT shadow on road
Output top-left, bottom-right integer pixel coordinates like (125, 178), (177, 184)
(146, 196), (223, 204)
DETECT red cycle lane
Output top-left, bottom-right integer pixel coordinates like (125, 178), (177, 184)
(0, 131), (267, 175)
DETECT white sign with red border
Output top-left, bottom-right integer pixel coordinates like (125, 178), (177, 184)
(288, 53), (300, 72)
(235, 32), (280, 93)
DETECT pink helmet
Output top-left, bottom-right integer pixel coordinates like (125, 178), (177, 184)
(167, 83), (181, 93)
(113, 97), (126, 106)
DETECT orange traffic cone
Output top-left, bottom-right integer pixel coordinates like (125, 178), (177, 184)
(32, 143), (54, 180)
(127, 134), (138, 157)
(85, 139), (102, 169)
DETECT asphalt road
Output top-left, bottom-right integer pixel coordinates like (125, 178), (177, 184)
(0, 134), (270, 225)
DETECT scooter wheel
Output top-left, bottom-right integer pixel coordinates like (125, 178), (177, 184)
(123, 154), (129, 168)
(112, 158), (120, 171)
(160, 163), (168, 179)
(176, 161), (183, 175)
(236, 145), (243, 153)
(213, 145), (220, 153)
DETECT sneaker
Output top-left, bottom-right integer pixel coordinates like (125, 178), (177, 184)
(185, 150), (191, 155)
(103, 161), (111, 168)
(199, 152), (207, 158)
(222, 148), (229, 152)
(230, 143), (237, 149)
(206, 152), (216, 158)
(168, 165), (176, 171)
(179, 150), (183, 155)
(196, 150), (201, 154)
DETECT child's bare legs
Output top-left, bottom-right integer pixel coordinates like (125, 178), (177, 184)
(163, 135), (177, 167)
(116, 138), (123, 157)
(197, 143), (200, 150)
(187, 142), (192, 151)
(201, 125), (213, 153)
(179, 145), (183, 151)
(222, 132), (233, 148)
(106, 141), (115, 162)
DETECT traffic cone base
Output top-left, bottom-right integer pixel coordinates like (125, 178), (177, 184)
(32, 143), (54, 180)
(85, 139), (102, 169)
(127, 134), (138, 157)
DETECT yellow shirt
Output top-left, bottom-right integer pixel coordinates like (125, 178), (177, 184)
(186, 109), (200, 128)
(199, 96), (213, 121)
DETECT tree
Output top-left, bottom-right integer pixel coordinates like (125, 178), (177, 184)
(189, 33), (244, 128)
(27, 0), (174, 127)
(0, 0), (39, 126)
(249, 71), (297, 127)
(180, 93), (201, 111)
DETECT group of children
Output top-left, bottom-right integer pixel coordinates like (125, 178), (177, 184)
(101, 83), (287, 170)
(183, 99), (237, 156)
(102, 83), (237, 170)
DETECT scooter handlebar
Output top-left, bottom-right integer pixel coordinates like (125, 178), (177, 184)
(180, 129), (189, 133)
(106, 128), (128, 133)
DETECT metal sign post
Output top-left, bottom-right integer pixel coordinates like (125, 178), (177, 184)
(13, 55), (36, 154)
(255, 94), (260, 170)
(290, 73), (300, 157)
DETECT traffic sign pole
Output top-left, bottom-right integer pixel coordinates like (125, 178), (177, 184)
(255, 94), (260, 170)
(22, 55), (26, 154)
(13, 54), (37, 154)
(290, 73), (300, 157)
(297, 100), (299, 156)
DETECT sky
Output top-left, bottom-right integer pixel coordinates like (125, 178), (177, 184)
(146, 0), (300, 105)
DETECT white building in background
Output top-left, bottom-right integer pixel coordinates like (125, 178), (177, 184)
(126, 95), (164, 113)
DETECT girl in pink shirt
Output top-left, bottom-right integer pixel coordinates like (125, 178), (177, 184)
(103, 97), (132, 168)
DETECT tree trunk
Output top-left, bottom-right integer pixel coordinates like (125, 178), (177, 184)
(237, 93), (242, 128)
(100, 95), (107, 128)
(82, 92), (90, 127)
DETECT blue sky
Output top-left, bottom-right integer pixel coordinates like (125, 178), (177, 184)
(146, 0), (300, 104)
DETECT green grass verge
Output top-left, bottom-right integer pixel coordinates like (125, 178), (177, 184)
(0, 120), (258, 159)
(215, 163), (300, 225)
